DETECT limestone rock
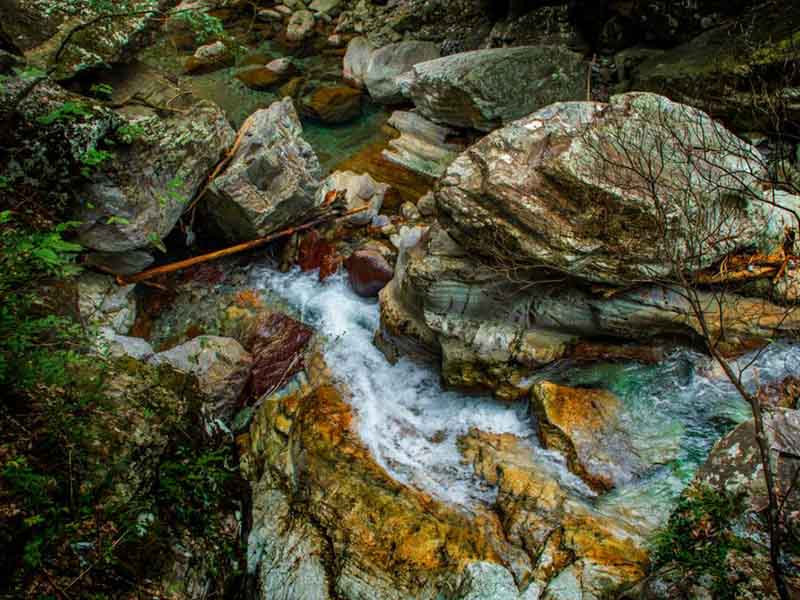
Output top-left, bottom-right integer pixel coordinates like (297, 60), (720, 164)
(76, 69), (235, 253)
(247, 312), (312, 398)
(77, 272), (136, 335)
(364, 41), (440, 104)
(400, 46), (585, 131)
(3, 0), (176, 79)
(382, 110), (464, 179)
(204, 98), (322, 242)
(149, 336), (252, 428)
(345, 247), (395, 297)
(379, 224), (800, 396)
(316, 170), (389, 225)
(531, 381), (642, 492)
(459, 429), (649, 597)
(83, 250), (154, 276)
(343, 36), (375, 89)
(436, 93), (777, 286)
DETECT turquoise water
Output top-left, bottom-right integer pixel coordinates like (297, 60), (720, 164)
(139, 38), (391, 171)
(251, 265), (800, 533)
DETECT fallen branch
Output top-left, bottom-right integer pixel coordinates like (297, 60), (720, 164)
(115, 202), (366, 286)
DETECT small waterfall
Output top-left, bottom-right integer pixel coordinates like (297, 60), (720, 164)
(252, 265), (800, 526)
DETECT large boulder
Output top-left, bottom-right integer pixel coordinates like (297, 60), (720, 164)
(378, 224), (800, 397)
(76, 68), (235, 253)
(204, 98), (323, 242)
(616, 4), (800, 130)
(435, 93), (788, 286)
(400, 45), (585, 131)
(342, 36), (375, 89)
(364, 41), (440, 104)
(1, 0), (178, 79)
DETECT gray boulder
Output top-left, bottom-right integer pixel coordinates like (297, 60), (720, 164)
(364, 41), (440, 104)
(76, 68), (235, 253)
(149, 335), (253, 429)
(77, 273), (136, 335)
(400, 45), (585, 131)
(342, 36), (375, 89)
(436, 93), (779, 286)
(205, 98), (323, 241)
(2, 0), (177, 80)
(382, 110), (464, 179)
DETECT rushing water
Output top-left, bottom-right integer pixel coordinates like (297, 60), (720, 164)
(251, 265), (800, 529)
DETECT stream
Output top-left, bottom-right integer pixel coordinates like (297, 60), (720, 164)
(251, 265), (800, 532)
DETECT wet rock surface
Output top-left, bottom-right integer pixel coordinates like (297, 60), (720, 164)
(204, 98), (322, 241)
(400, 45), (586, 131)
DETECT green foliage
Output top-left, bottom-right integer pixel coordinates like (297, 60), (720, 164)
(158, 446), (232, 534)
(652, 485), (750, 599)
(36, 100), (92, 125)
(175, 9), (225, 43)
(115, 121), (146, 144)
(0, 214), (85, 389)
(89, 83), (114, 99)
(79, 146), (114, 177)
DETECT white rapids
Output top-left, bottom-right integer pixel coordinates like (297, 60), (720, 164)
(251, 265), (800, 522)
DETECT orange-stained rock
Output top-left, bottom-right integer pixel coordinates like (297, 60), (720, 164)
(530, 381), (642, 492)
(242, 358), (535, 596)
(300, 85), (363, 124)
(459, 428), (648, 593)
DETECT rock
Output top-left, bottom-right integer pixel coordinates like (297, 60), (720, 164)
(382, 110), (464, 179)
(97, 328), (155, 360)
(400, 201), (420, 221)
(149, 335), (252, 429)
(241, 363), (529, 599)
(364, 41), (440, 104)
(309, 0), (341, 16)
(379, 224), (800, 397)
(316, 170), (389, 225)
(2, 0), (175, 79)
(76, 68), (235, 253)
(417, 192), (436, 216)
(274, 4), (293, 17)
(247, 312), (313, 398)
(530, 381), (642, 492)
(400, 45), (585, 131)
(235, 59), (297, 89)
(83, 250), (154, 276)
(185, 40), (233, 74)
(257, 8), (283, 21)
(635, 408), (800, 599)
(459, 429), (649, 596)
(342, 36), (375, 89)
(204, 98), (322, 242)
(286, 9), (315, 42)
(77, 273), (136, 335)
(615, 4), (800, 129)
(299, 84), (363, 124)
(345, 248), (395, 297)
(436, 93), (775, 286)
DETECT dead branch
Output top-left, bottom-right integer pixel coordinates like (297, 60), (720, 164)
(115, 203), (367, 286)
